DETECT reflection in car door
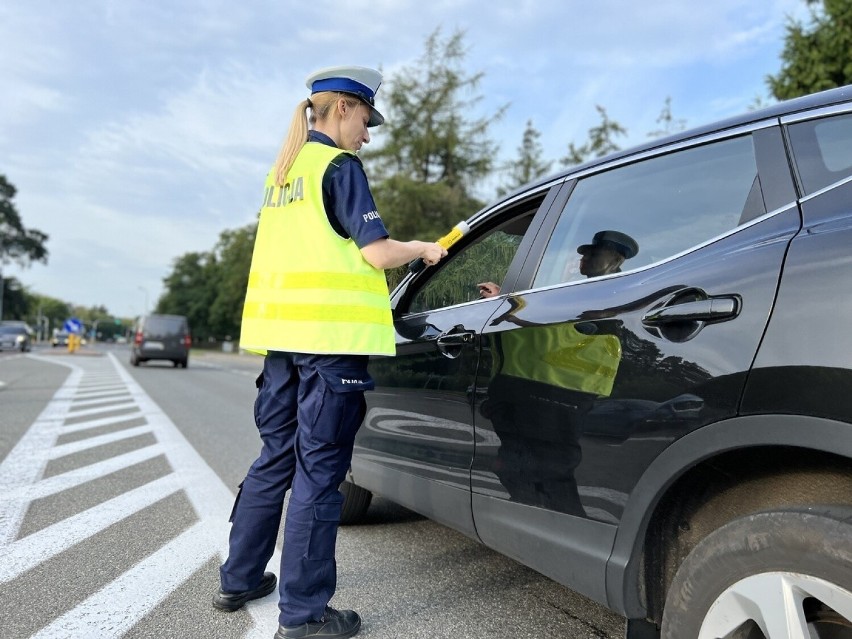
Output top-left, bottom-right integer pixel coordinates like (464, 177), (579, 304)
(468, 126), (802, 606)
(351, 190), (559, 537)
(354, 300), (503, 536)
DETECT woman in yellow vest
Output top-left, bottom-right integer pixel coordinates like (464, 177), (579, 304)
(214, 66), (446, 639)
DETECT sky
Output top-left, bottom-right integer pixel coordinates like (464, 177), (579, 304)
(1, 0), (814, 320)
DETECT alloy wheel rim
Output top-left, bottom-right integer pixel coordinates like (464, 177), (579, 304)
(698, 571), (852, 639)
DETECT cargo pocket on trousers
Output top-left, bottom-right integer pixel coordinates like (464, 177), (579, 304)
(308, 369), (373, 445)
(306, 501), (342, 560)
(228, 481), (245, 523)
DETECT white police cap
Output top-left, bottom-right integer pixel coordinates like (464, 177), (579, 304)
(305, 65), (385, 127)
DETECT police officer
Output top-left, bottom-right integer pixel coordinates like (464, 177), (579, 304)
(213, 66), (447, 639)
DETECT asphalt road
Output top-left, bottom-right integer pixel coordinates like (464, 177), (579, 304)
(0, 343), (626, 639)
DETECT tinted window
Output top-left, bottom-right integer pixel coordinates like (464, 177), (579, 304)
(408, 213), (534, 314)
(144, 316), (186, 334)
(788, 112), (852, 195)
(534, 135), (763, 287)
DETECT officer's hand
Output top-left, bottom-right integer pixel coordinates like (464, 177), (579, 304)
(421, 242), (447, 267)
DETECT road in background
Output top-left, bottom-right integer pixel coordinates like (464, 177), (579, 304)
(0, 344), (626, 638)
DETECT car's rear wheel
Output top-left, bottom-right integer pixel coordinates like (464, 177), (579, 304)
(339, 480), (372, 525)
(661, 507), (852, 639)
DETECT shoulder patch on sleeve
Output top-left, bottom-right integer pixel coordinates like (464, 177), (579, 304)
(328, 152), (362, 170)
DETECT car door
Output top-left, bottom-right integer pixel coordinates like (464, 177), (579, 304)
(468, 124), (801, 605)
(350, 186), (563, 537)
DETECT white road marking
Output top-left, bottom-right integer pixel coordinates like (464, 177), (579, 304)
(0, 352), (281, 638)
(5, 446), (164, 502)
(0, 474), (183, 582)
(0, 364), (81, 545)
(31, 521), (229, 639)
(47, 424), (152, 458)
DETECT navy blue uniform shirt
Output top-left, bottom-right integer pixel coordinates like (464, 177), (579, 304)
(308, 130), (389, 248)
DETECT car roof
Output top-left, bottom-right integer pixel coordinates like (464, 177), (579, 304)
(497, 83), (852, 202)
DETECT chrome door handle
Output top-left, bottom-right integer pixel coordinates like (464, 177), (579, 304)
(436, 327), (475, 359)
(642, 296), (739, 326)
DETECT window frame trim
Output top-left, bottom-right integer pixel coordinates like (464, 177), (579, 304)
(781, 104), (852, 202)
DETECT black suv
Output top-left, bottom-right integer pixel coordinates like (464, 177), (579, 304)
(341, 85), (852, 637)
(130, 314), (191, 368)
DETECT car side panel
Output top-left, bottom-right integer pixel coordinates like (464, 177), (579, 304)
(354, 301), (504, 538)
(742, 179), (852, 420)
(472, 206), (800, 522)
(472, 493), (617, 606)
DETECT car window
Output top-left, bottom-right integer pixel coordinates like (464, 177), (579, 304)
(408, 212), (535, 314)
(0, 326), (26, 334)
(145, 316), (186, 334)
(787, 111), (852, 195)
(533, 135), (763, 287)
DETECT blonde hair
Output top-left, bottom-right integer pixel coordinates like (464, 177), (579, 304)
(272, 92), (361, 186)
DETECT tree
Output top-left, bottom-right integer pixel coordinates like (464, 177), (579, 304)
(647, 97), (687, 139)
(497, 120), (552, 197)
(767, 0), (852, 100)
(1, 277), (28, 320)
(1, 175), (49, 322)
(28, 293), (72, 337)
(560, 105), (627, 167)
(157, 251), (218, 340)
(0, 175), (49, 267)
(362, 28), (506, 241)
(207, 224), (255, 340)
(157, 224), (256, 341)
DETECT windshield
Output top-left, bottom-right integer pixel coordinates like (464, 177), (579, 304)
(144, 316), (186, 334)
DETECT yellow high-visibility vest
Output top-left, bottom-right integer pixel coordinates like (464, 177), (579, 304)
(497, 322), (621, 397)
(240, 142), (394, 356)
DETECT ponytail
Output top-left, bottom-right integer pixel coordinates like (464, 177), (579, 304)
(272, 98), (311, 186)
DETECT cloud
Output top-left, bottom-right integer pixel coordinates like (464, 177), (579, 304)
(0, 0), (819, 317)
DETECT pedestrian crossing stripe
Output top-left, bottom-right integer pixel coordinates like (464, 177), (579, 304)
(0, 353), (282, 638)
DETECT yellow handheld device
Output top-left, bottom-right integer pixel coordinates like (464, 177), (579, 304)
(409, 221), (471, 272)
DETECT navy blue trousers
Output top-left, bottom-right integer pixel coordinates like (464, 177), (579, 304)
(219, 351), (372, 625)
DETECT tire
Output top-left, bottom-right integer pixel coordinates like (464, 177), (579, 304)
(661, 506), (852, 639)
(339, 480), (372, 525)
(130, 354), (140, 367)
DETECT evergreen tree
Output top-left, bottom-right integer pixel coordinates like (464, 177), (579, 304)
(767, 0), (852, 99)
(560, 105), (627, 167)
(647, 97), (687, 139)
(497, 119), (552, 197)
(362, 28), (506, 241)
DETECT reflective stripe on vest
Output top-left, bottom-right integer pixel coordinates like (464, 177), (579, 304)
(497, 322), (621, 397)
(240, 142), (394, 356)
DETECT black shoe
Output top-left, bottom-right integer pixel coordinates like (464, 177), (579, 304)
(274, 607), (361, 638)
(212, 572), (277, 612)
